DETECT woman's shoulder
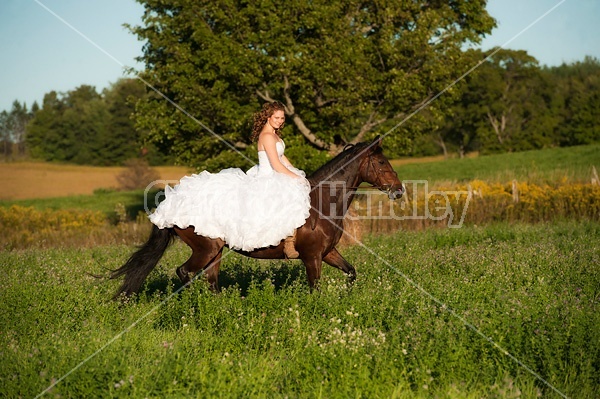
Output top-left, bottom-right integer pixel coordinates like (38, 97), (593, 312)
(258, 131), (282, 148)
(258, 131), (279, 142)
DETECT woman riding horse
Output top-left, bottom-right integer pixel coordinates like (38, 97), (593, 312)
(110, 104), (403, 297)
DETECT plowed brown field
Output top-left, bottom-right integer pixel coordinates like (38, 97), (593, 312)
(1, 162), (191, 200)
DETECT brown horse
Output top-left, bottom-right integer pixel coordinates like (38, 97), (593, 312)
(110, 136), (403, 297)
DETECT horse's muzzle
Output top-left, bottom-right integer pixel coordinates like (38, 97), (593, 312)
(388, 183), (405, 200)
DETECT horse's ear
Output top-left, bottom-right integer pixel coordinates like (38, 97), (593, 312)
(370, 135), (382, 151)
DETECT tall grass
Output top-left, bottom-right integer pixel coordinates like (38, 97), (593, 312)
(344, 180), (600, 238)
(1, 222), (598, 398)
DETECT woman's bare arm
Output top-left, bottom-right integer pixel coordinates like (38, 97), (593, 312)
(280, 154), (294, 169)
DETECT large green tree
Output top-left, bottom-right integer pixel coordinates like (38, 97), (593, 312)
(416, 52), (600, 158)
(131, 0), (495, 171)
(476, 49), (558, 153)
(97, 79), (147, 165)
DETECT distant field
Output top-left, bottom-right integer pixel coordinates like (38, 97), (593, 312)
(1, 144), (598, 203)
(1, 162), (191, 200)
(393, 144), (600, 184)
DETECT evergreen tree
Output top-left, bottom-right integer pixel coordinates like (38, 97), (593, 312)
(26, 91), (66, 161)
(101, 79), (147, 164)
(0, 110), (10, 158)
(62, 85), (107, 163)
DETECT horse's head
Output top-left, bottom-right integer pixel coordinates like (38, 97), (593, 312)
(359, 136), (404, 200)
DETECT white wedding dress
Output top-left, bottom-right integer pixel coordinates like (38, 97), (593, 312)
(149, 141), (311, 251)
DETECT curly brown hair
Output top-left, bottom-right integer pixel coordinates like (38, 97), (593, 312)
(250, 101), (286, 142)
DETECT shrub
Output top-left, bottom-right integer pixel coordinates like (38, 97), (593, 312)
(116, 158), (160, 191)
(350, 180), (600, 234)
(0, 205), (145, 250)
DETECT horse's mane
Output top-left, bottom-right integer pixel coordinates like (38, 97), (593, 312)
(308, 142), (372, 183)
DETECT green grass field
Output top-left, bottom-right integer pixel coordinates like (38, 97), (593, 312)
(395, 144), (600, 184)
(1, 221), (598, 398)
(0, 189), (150, 219)
(1, 145), (599, 397)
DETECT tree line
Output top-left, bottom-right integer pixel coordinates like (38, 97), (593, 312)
(423, 51), (600, 158)
(1, 0), (598, 171)
(1, 79), (170, 166)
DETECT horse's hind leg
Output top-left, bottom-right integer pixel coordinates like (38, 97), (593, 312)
(174, 227), (225, 292)
(323, 247), (356, 284)
(177, 248), (224, 291)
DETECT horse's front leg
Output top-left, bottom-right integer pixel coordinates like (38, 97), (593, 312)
(301, 254), (323, 291)
(323, 247), (356, 284)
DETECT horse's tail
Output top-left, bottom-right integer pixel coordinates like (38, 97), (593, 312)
(110, 225), (175, 298)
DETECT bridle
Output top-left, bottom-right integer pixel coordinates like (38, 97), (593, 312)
(311, 145), (403, 199)
(355, 150), (402, 198)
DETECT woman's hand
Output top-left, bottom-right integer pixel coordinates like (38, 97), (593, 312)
(280, 154), (295, 169)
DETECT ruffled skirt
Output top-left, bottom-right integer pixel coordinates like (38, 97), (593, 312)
(148, 167), (311, 251)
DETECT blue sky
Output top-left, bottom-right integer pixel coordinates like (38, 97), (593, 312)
(1, 0), (599, 112)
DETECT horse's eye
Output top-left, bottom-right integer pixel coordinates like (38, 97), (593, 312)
(378, 160), (385, 165)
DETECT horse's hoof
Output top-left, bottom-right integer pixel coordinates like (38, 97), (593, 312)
(347, 271), (357, 286)
(176, 266), (189, 284)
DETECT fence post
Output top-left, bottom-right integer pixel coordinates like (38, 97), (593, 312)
(512, 180), (519, 203)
